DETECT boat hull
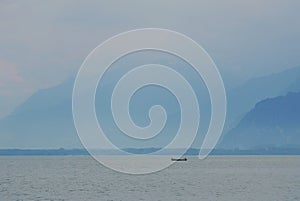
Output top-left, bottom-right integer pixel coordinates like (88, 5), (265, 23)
(171, 158), (187, 161)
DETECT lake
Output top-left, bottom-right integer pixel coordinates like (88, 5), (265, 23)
(0, 156), (300, 200)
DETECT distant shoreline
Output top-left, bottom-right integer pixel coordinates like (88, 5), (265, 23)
(0, 148), (300, 156)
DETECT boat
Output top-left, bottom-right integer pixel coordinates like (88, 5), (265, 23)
(171, 157), (187, 161)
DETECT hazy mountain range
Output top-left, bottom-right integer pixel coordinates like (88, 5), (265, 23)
(221, 91), (300, 149)
(0, 66), (299, 150)
(226, 66), (300, 129)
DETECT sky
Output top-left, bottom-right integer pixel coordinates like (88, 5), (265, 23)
(0, 0), (300, 118)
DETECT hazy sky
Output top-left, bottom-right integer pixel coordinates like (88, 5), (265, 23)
(1, 0), (300, 118)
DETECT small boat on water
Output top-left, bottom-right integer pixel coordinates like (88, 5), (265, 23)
(171, 157), (187, 161)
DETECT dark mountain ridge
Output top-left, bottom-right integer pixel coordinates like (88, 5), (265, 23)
(221, 91), (300, 149)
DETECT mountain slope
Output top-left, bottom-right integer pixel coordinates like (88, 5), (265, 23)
(226, 66), (300, 129)
(0, 78), (82, 148)
(1, 66), (300, 149)
(221, 91), (300, 149)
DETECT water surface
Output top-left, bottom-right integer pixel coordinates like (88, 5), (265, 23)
(0, 156), (299, 201)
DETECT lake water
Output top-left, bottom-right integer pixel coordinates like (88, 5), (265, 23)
(0, 156), (300, 201)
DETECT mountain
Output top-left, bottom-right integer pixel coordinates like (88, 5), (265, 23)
(0, 77), (200, 149)
(221, 91), (300, 149)
(0, 51), (213, 149)
(226, 66), (300, 129)
(0, 78), (82, 148)
(1, 65), (300, 149)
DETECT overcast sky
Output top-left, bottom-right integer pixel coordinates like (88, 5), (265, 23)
(0, 0), (300, 118)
